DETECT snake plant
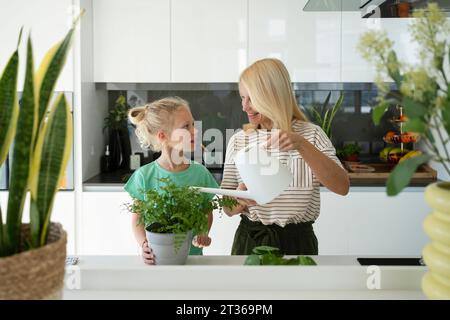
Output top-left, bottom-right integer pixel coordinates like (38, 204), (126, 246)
(0, 13), (82, 257)
(303, 91), (344, 139)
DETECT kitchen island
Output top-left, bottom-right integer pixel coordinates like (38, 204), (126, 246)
(63, 255), (427, 300)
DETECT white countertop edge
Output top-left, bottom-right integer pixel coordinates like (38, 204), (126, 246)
(63, 289), (426, 300)
(63, 255), (427, 295)
(82, 185), (426, 192)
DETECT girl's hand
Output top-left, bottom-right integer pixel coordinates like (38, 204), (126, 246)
(236, 183), (257, 206)
(266, 130), (304, 152)
(192, 235), (212, 248)
(142, 240), (155, 265)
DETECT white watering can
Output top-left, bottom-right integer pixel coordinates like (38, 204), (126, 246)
(195, 143), (293, 205)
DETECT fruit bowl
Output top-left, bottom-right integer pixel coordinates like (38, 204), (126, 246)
(379, 147), (410, 163)
(388, 151), (410, 163)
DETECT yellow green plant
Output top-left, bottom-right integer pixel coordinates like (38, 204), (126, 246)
(0, 12), (83, 256)
(358, 3), (450, 195)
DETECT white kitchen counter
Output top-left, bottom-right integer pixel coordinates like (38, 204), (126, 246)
(63, 255), (427, 300)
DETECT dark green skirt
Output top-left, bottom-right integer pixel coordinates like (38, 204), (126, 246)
(231, 215), (318, 255)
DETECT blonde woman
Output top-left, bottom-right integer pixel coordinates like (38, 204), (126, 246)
(222, 58), (349, 255)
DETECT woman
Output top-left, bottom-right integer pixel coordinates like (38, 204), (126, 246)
(221, 58), (349, 255)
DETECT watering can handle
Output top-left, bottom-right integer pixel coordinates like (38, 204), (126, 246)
(242, 140), (268, 153)
(242, 140), (295, 161)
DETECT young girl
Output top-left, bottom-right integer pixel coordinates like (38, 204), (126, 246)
(124, 96), (218, 265)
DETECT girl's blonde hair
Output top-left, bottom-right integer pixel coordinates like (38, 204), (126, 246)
(128, 96), (189, 151)
(239, 58), (307, 131)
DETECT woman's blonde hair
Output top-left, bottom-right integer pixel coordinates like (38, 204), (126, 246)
(239, 58), (307, 131)
(128, 96), (189, 151)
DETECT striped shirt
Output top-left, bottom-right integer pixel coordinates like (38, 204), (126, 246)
(221, 120), (343, 227)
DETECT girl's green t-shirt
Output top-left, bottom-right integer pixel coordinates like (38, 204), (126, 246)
(124, 160), (219, 255)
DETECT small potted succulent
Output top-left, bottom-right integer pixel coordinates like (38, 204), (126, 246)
(128, 178), (237, 265)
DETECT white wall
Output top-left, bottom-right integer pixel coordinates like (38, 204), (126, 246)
(80, 0), (108, 182)
(0, 0), (74, 91)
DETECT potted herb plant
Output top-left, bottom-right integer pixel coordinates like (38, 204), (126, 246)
(244, 246), (317, 266)
(336, 143), (362, 162)
(358, 3), (450, 299)
(0, 14), (81, 299)
(128, 178), (237, 265)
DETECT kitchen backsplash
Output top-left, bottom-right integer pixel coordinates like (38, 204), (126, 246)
(107, 83), (399, 165)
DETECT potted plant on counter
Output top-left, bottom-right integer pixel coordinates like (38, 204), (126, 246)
(358, 3), (450, 299)
(128, 178), (237, 265)
(303, 91), (344, 139)
(0, 13), (81, 299)
(103, 94), (132, 170)
(336, 143), (362, 163)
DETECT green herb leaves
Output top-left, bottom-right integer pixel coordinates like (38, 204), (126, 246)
(244, 246), (317, 266)
(129, 178), (238, 235)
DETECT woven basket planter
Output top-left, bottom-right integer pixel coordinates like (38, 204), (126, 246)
(0, 223), (67, 300)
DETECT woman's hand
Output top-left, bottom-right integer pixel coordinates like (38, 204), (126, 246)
(192, 235), (212, 248)
(266, 130), (304, 152)
(236, 183), (258, 206)
(141, 240), (156, 265)
(222, 183), (255, 217)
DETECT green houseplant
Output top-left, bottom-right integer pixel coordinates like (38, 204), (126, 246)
(103, 94), (132, 170)
(244, 246), (317, 266)
(303, 91), (344, 139)
(358, 3), (450, 299)
(128, 178), (237, 265)
(0, 14), (81, 299)
(336, 143), (362, 162)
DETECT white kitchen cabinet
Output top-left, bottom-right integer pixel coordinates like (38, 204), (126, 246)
(206, 187), (430, 257)
(249, 0), (341, 82)
(77, 187), (430, 256)
(0, 0), (74, 91)
(341, 14), (419, 82)
(80, 192), (140, 255)
(171, 0), (247, 82)
(80, 192), (240, 256)
(315, 188), (430, 256)
(0, 191), (76, 255)
(93, 0), (170, 82)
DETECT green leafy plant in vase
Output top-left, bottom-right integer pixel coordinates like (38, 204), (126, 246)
(358, 3), (450, 299)
(128, 178), (238, 265)
(0, 13), (82, 299)
(336, 143), (362, 162)
(103, 93), (132, 170)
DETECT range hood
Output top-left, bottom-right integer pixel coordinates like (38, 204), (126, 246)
(304, 0), (450, 16)
(303, 0), (369, 11)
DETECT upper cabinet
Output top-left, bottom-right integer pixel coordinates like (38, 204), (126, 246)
(171, 0), (247, 82)
(341, 14), (419, 82)
(93, 0), (170, 82)
(248, 0), (341, 82)
(0, 0), (74, 91)
(89, 0), (427, 83)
